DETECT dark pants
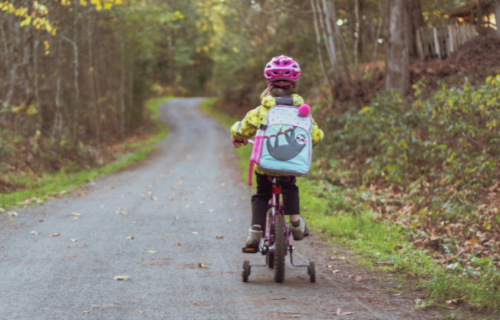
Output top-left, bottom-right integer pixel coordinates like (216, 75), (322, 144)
(251, 173), (300, 227)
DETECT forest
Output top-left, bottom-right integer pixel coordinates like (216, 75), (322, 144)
(2, 0), (500, 311)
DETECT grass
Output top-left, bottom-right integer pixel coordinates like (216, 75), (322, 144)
(0, 97), (172, 210)
(201, 98), (500, 316)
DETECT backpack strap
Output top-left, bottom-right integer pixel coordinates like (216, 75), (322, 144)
(248, 161), (253, 186)
(274, 97), (294, 106)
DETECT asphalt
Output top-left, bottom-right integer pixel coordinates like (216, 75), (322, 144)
(0, 98), (435, 319)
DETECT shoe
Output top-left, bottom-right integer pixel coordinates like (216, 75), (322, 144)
(245, 227), (262, 250)
(290, 217), (309, 241)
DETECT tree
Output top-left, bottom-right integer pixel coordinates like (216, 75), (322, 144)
(382, 0), (409, 96)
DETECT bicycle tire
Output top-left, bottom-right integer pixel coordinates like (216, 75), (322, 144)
(273, 214), (286, 283)
(308, 260), (316, 283)
(242, 260), (250, 282)
(266, 209), (274, 269)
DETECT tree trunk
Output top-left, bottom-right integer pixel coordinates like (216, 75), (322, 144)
(382, 0), (410, 97)
(311, 0), (335, 99)
(320, 0), (343, 84)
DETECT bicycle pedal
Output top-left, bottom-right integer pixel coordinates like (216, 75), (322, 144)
(242, 247), (259, 254)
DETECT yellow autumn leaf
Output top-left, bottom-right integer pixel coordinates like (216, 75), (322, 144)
(232, 46), (239, 53)
(20, 17), (31, 27)
(26, 104), (38, 116)
(104, 1), (112, 9)
(80, 0), (87, 6)
(114, 0), (123, 4)
(469, 236), (478, 246)
(61, 0), (71, 6)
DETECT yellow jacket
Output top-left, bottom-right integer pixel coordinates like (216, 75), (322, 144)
(231, 94), (324, 176)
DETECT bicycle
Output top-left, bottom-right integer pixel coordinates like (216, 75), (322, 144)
(241, 140), (315, 283)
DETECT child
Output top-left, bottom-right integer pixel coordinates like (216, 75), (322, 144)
(231, 55), (324, 250)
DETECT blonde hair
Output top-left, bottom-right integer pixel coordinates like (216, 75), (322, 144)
(260, 83), (297, 101)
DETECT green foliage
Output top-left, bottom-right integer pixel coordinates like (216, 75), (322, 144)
(332, 77), (500, 194)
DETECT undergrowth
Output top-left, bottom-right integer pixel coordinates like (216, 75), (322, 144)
(201, 96), (500, 314)
(0, 97), (171, 210)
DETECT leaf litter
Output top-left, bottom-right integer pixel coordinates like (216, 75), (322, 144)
(113, 275), (130, 281)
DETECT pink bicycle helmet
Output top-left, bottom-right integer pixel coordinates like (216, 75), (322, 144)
(263, 55), (301, 87)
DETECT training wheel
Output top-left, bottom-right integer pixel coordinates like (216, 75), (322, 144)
(242, 260), (251, 282)
(308, 260), (316, 283)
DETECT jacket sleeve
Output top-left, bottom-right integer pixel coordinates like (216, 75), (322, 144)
(310, 117), (324, 146)
(231, 107), (261, 140)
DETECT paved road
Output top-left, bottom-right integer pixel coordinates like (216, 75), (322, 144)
(0, 99), (436, 319)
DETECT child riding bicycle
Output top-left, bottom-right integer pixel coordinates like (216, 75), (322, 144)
(231, 55), (324, 251)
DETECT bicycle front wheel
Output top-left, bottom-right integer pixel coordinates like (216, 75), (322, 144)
(273, 214), (286, 283)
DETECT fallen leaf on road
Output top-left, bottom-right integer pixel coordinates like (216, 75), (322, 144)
(331, 270), (340, 274)
(147, 191), (152, 195)
(133, 221), (137, 224)
(162, 206), (167, 209)
(333, 308), (355, 316)
(209, 209), (216, 212)
(115, 210), (127, 215)
(220, 183), (226, 186)
(151, 196), (158, 201)
(147, 250), (157, 254)
(113, 275), (130, 281)
(168, 197), (173, 200)
(50, 233), (61, 237)
(228, 219), (232, 222)
(158, 237), (164, 240)
(176, 242), (182, 246)
(199, 201), (204, 204)
(83, 311), (89, 314)
(30, 231), (39, 235)
(7, 211), (18, 217)
(186, 205), (190, 208)
(92, 304), (116, 309)
(174, 217), (180, 220)
(198, 263), (207, 268)
(215, 235), (224, 239)
(126, 236), (134, 240)
(0, 208), (4, 212)
(70, 212), (81, 216)
(354, 276), (363, 282)
(70, 239), (78, 242)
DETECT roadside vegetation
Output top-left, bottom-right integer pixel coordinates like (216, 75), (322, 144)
(0, 97), (170, 210)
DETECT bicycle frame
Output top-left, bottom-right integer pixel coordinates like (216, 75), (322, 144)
(263, 177), (291, 251)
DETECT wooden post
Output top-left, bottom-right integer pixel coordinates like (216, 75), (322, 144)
(448, 25), (454, 53)
(416, 28), (424, 60)
(495, 4), (500, 37)
(433, 27), (441, 59)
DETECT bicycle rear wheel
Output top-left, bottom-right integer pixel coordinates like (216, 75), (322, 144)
(273, 214), (286, 283)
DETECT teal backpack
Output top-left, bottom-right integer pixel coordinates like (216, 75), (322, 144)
(248, 97), (312, 185)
